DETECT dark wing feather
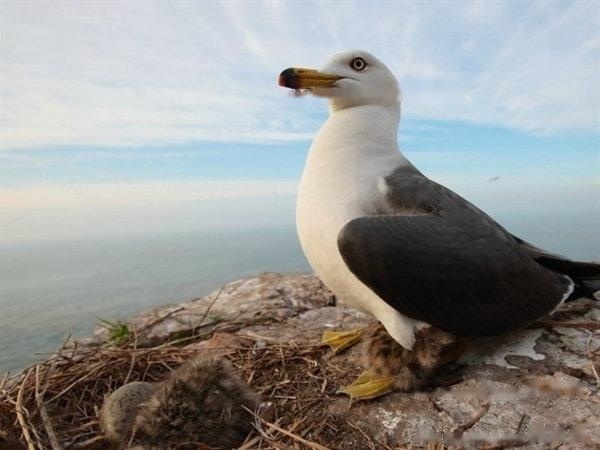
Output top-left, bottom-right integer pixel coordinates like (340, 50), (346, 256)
(338, 166), (571, 337)
(338, 214), (570, 336)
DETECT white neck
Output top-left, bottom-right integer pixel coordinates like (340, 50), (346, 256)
(307, 104), (407, 166)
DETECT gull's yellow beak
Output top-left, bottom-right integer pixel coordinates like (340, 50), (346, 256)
(278, 68), (343, 90)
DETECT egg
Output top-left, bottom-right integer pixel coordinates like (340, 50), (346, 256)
(99, 381), (156, 444)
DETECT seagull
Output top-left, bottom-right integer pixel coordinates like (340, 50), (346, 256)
(279, 50), (600, 399)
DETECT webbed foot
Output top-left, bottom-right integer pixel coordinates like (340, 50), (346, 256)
(321, 328), (365, 354)
(337, 370), (395, 401)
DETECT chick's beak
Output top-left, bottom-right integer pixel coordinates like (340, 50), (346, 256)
(278, 68), (343, 90)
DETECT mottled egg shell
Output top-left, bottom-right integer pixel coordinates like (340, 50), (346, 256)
(99, 381), (156, 443)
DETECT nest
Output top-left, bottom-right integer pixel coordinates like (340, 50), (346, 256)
(0, 323), (377, 450)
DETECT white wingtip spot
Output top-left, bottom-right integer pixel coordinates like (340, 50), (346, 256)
(559, 275), (575, 305)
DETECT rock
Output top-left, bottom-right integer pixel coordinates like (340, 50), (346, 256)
(91, 273), (334, 347)
(99, 381), (156, 443)
(93, 273), (599, 448)
(183, 331), (244, 356)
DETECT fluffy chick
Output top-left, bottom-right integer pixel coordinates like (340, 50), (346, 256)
(363, 324), (464, 391)
(134, 354), (260, 450)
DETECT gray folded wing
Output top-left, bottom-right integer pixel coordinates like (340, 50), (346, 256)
(337, 167), (572, 336)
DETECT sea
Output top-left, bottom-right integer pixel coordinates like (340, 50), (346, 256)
(1, 214), (599, 374)
(0, 225), (310, 374)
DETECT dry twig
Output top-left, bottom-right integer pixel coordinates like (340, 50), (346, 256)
(245, 405), (331, 450)
(451, 403), (490, 436)
(15, 370), (37, 450)
(34, 366), (61, 450)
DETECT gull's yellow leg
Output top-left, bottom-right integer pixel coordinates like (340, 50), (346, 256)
(337, 371), (395, 401)
(321, 328), (364, 354)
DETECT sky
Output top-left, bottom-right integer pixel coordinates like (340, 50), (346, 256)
(1, 0), (599, 246)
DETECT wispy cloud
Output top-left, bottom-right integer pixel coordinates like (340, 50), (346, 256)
(1, 1), (598, 150)
(1, 180), (298, 213)
(1, 180), (298, 243)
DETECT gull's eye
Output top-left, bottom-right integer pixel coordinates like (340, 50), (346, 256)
(350, 57), (367, 71)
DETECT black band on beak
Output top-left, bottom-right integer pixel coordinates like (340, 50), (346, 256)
(278, 68), (301, 89)
(278, 67), (343, 90)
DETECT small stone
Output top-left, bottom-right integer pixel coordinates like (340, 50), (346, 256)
(99, 381), (156, 443)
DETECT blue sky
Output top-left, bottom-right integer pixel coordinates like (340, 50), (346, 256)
(1, 0), (599, 245)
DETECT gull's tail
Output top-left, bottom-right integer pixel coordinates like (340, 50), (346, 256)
(535, 257), (600, 300)
(514, 235), (600, 300)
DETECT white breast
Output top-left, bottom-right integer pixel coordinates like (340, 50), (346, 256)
(296, 105), (419, 349)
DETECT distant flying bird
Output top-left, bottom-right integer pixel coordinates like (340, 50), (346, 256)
(279, 50), (600, 400)
(488, 175), (500, 182)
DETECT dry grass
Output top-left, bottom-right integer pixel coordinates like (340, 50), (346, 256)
(0, 322), (377, 450)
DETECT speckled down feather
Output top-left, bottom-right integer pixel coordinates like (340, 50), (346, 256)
(135, 354), (261, 449)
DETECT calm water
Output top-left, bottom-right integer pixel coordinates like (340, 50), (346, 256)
(1, 213), (599, 374)
(0, 226), (310, 373)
